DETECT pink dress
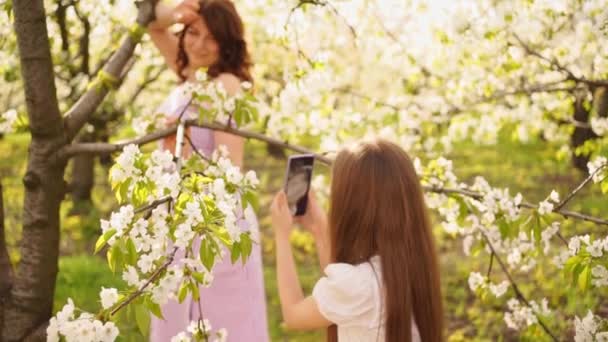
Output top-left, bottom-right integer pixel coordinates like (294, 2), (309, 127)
(150, 84), (269, 342)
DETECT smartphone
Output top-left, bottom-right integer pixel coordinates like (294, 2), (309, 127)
(283, 154), (315, 216)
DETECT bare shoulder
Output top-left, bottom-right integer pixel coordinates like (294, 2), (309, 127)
(214, 73), (242, 95)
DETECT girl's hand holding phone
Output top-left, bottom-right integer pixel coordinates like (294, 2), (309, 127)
(271, 191), (294, 239)
(294, 189), (327, 239)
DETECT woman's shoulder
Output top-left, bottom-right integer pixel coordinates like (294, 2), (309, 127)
(214, 73), (242, 95)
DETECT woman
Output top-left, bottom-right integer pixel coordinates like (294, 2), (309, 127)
(271, 139), (444, 341)
(147, 1), (269, 341)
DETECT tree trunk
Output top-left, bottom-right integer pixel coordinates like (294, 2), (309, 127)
(70, 132), (95, 206)
(1, 1), (66, 340)
(571, 91), (595, 172)
(0, 182), (14, 339)
(0, 1), (156, 339)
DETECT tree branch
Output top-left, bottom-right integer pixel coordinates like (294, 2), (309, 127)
(187, 120), (333, 164)
(513, 33), (608, 88)
(425, 186), (608, 226)
(554, 163), (608, 212)
(61, 120), (333, 163)
(60, 125), (178, 158)
(63, 0), (158, 142)
(110, 247), (178, 317)
(65, 117), (608, 227)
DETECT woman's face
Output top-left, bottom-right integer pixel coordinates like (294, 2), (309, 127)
(184, 17), (220, 69)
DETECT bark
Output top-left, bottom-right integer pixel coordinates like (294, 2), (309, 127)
(2, 1), (158, 340)
(0, 183), (14, 339)
(2, 1), (66, 340)
(69, 132), (95, 205)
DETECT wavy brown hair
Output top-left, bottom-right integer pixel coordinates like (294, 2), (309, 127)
(177, 0), (252, 83)
(327, 139), (444, 342)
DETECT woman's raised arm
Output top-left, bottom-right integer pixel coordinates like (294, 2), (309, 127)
(147, 0), (199, 75)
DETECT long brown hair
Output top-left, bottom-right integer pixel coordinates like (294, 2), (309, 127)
(177, 0), (253, 83)
(327, 139), (444, 342)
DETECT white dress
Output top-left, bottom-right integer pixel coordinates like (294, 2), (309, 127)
(312, 256), (421, 342)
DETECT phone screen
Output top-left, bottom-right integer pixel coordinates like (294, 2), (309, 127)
(284, 155), (315, 216)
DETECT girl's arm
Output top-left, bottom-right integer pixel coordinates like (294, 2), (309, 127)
(294, 190), (330, 269)
(272, 192), (332, 330)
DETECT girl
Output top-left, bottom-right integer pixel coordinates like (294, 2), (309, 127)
(271, 139), (444, 342)
(147, 1), (269, 341)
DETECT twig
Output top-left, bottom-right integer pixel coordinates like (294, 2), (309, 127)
(197, 298), (208, 342)
(177, 98), (194, 122)
(486, 252), (494, 278)
(135, 196), (172, 215)
(184, 133), (211, 162)
(480, 232), (558, 342)
(553, 163), (608, 212)
(324, 1), (357, 40)
(425, 185), (608, 226)
(110, 247), (179, 316)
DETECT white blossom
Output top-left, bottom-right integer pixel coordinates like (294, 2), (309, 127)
(489, 281), (509, 298)
(0, 109), (18, 133)
(468, 272), (486, 291)
(99, 287), (119, 309)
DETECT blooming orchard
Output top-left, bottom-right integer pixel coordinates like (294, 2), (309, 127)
(1, 0), (607, 340)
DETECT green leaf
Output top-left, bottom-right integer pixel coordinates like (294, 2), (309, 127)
(107, 244), (117, 273)
(572, 262), (585, 288)
(135, 303), (150, 336)
(234, 105), (244, 127)
(230, 242), (241, 264)
(178, 282), (189, 303)
(191, 271), (205, 284)
(533, 215), (542, 249)
(146, 297), (164, 320)
(242, 190), (259, 212)
(455, 196), (469, 223)
(199, 238), (216, 272)
(95, 229), (117, 254)
(175, 193), (192, 212)
(212, 227), (233, 247)
(578, 264), (592, 291)
(240, 234), (252, 264)
(497, 217), (510, 239)
(601, 181), (608, 194)
(116, 178), (131, 204)
(190, 282), (200, 301)
(126, 238), (138, 265)
(471, 240), (485, 257)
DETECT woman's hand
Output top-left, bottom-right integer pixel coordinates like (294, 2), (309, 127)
(271, 191), (294, 239)
(172, 0), (200, 25)
(294, 189), (327, 239)
(151, 0), (199, 29)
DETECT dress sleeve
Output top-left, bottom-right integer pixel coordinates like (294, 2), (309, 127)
(312, 263), (377, 327)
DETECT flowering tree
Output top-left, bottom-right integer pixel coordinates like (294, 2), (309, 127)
(1, 0), (607, 341)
